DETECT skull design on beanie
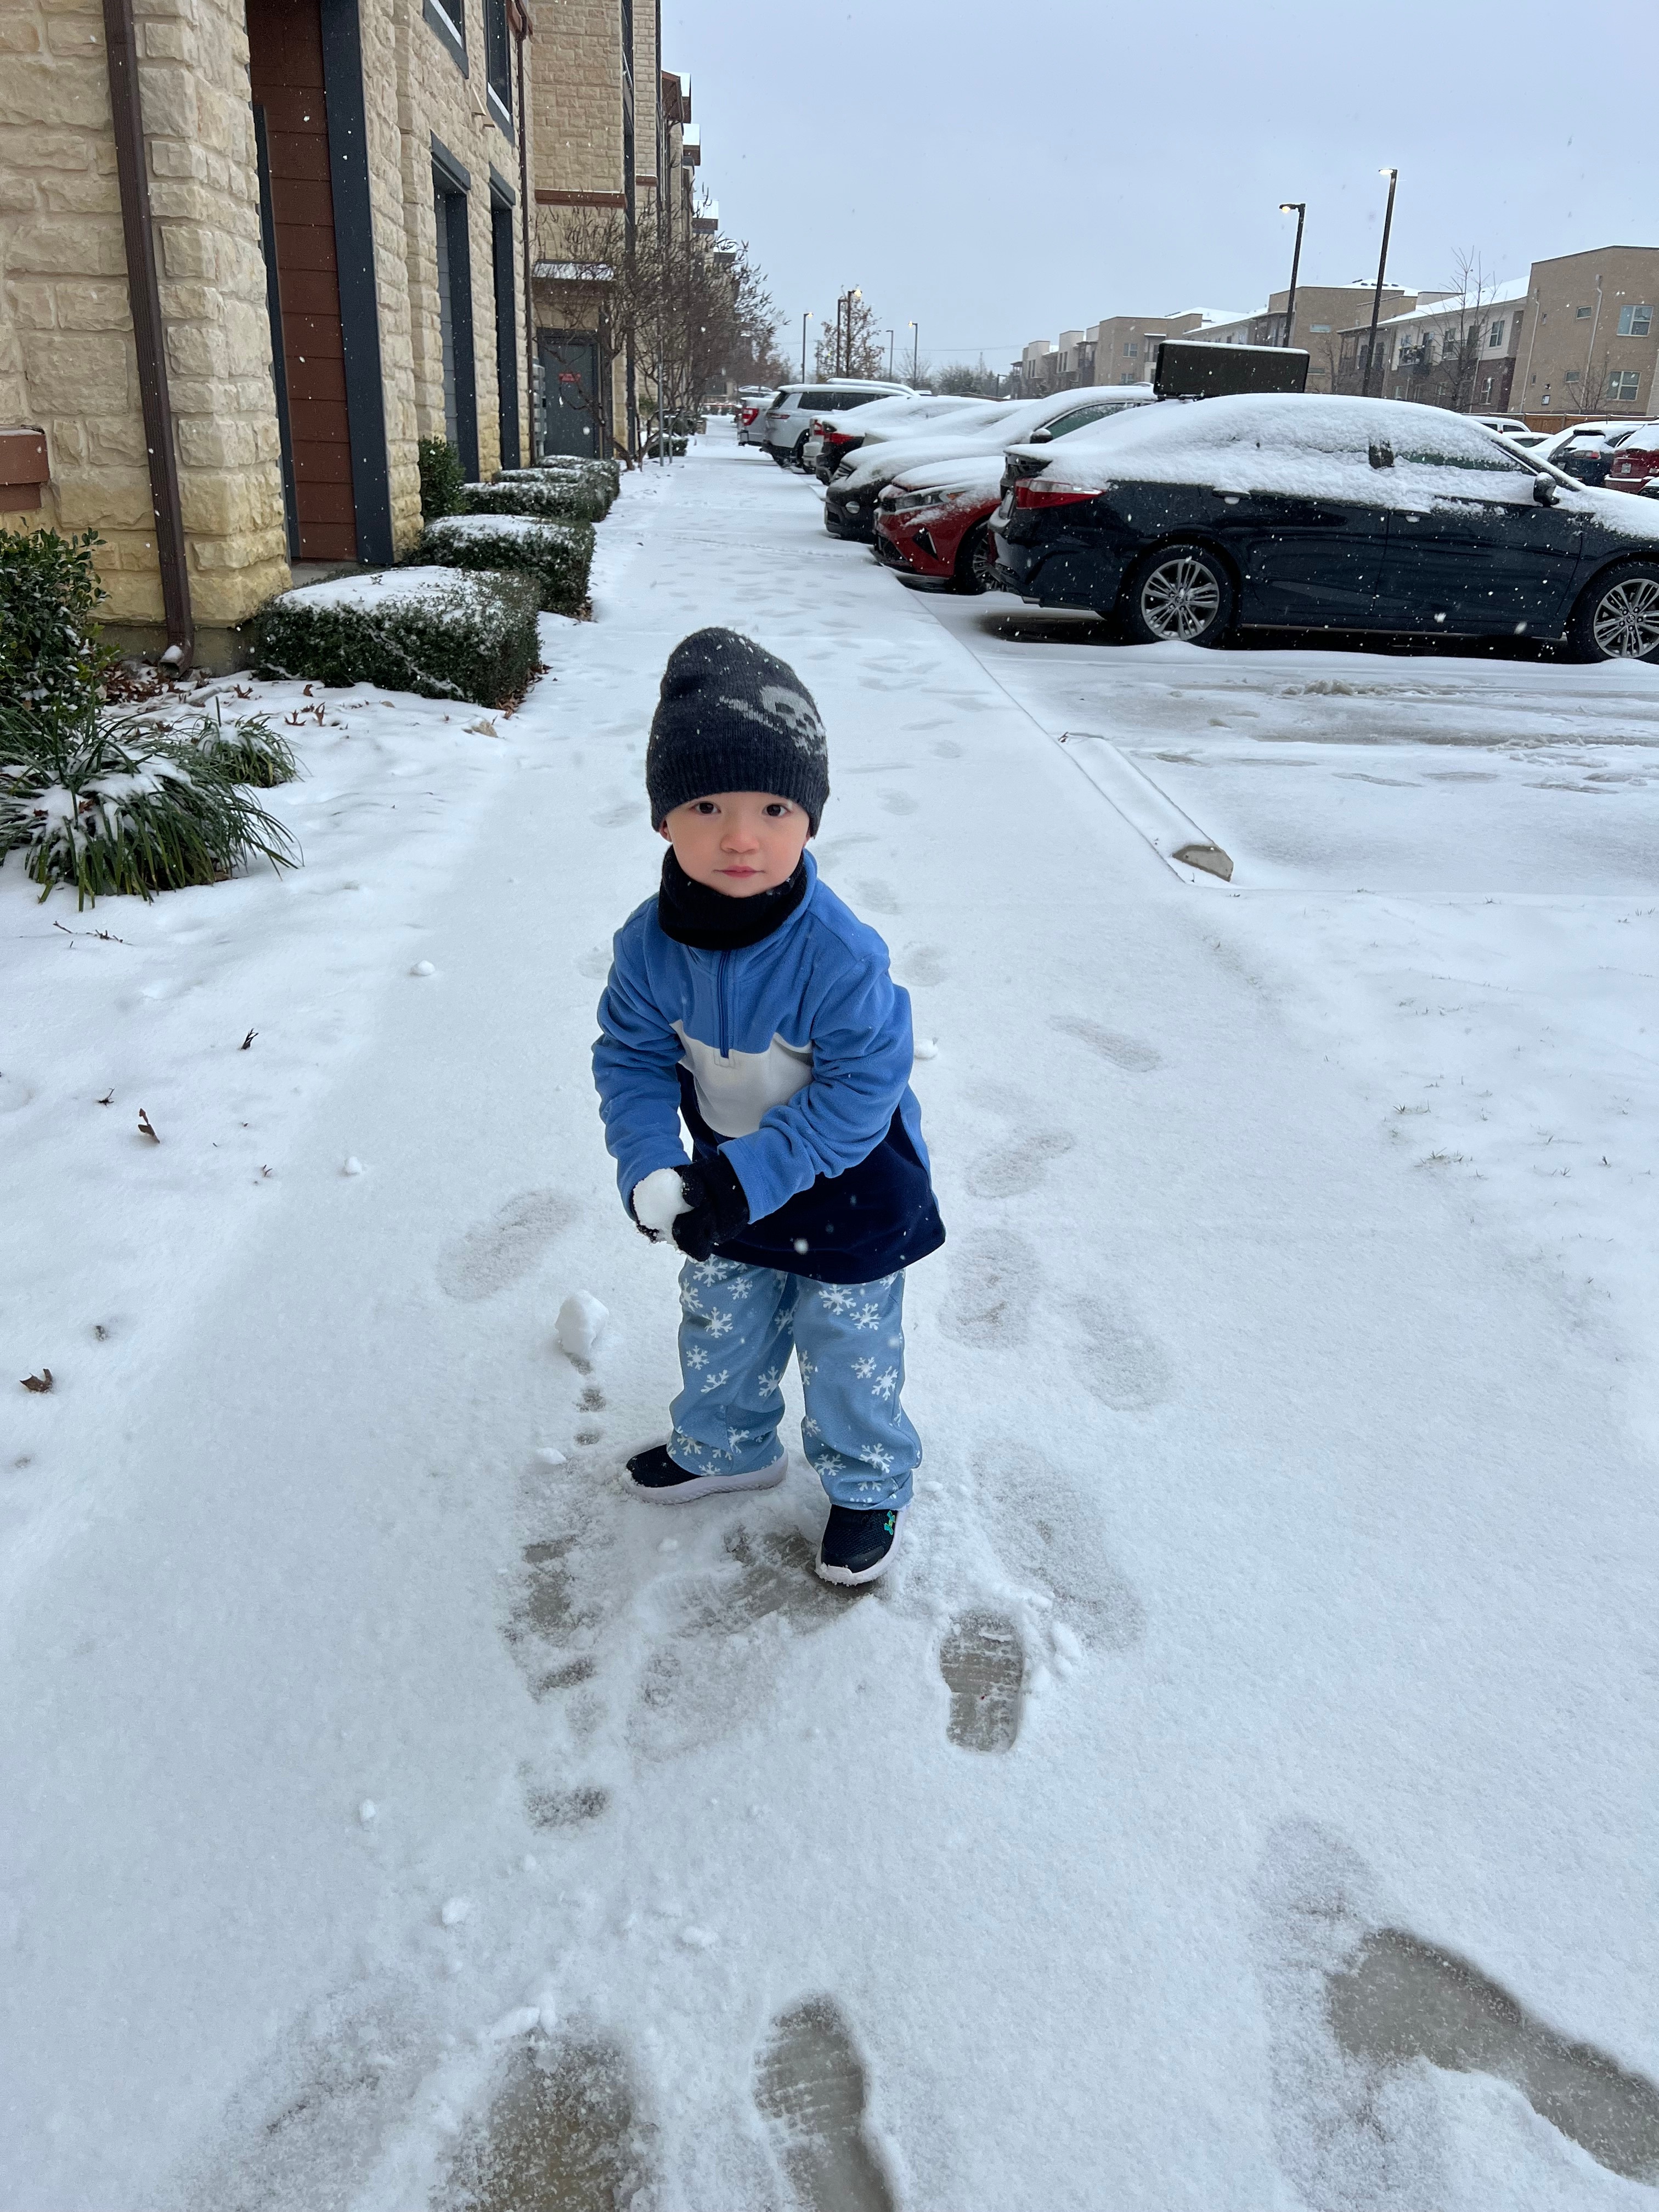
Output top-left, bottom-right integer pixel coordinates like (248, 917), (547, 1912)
(647, 628), (830, 832)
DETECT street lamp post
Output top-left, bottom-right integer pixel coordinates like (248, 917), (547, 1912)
(887, 329), (894, 379)
(1363, 168), (1399, 396)
(909, 320), (918, 383)
(800, 309), (811, 380)
(1277, 201), (1306, 348)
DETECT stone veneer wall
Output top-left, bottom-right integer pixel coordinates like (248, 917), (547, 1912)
(0, 0), (288, 635)
(0, 0), (534, 647)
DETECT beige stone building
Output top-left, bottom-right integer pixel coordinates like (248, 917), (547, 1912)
(1, 0), (537, 665)
(1511, 246), (1659, 426)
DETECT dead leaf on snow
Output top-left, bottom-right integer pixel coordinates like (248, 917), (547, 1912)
(138, 1109), (160, 1143)
(21, 1369), (53, 1393)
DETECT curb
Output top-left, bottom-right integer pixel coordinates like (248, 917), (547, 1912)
(1058, 731), (1235, 886)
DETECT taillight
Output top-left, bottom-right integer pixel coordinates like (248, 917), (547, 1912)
(739, 407), (758, 426)
(1013, 481), (1097, 510)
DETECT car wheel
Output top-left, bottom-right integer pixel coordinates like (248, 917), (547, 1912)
(1567, 563), (1659, 662)
(768, 446), (791, 468)
(953, 521), (999, 596)
(791, 434), (811, 470)
(1124, 544), (1234, 646)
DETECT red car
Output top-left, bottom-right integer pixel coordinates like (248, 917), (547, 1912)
(872, 458), (1005, 592)
(1606, 424), (1659, 494)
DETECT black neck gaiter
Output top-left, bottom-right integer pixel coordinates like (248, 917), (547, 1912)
(656, 848), (809, 952)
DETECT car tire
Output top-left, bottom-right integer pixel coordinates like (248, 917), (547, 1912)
(768, 446), (791, 468)
(791, 434), (811, 470)
(1122, 543), (1235, 647)
(953, 521), (999, 596)
(1567, 562), (1659, 663)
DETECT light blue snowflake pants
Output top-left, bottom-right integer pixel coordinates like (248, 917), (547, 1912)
(668, 1257), (919, 1510)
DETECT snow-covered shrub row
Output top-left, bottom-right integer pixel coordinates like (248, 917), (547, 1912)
(461, 472), (614, 525)
(0, 708), (297, 908)
(250, 567), (543, 708)
(416, 512), (595, 617)
(0, 526), (115, 727)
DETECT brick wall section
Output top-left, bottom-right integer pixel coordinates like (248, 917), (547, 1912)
(0, 0), (288, 627)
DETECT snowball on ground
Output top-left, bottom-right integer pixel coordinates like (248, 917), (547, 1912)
(555, 1290), (609, 1359)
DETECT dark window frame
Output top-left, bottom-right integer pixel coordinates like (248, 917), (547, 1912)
(489, 170), (520, 470)
(482, 0), (512, 137)
(424, 0), (467, 76)
(432, 139), (479, 483)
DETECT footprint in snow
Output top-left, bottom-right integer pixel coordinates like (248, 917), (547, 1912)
(899, 943), (949, 988)
(574, 946), (612, 980)
(438, 2033), (654, 2212)
(973, 1441), (1145, 1654)
(590, 800), (638, 828)
(1249, 1819), (1659, 2198)
(939, 1229), (1040, 1351)
(522, 1778), (610, 1831)
(939, 1611), (1024, 1752)
(754, 1996), (895, 2212)
(1071, 1295), (1172, 1413)
(965, 1127), (1075, 1201)
(436, 1189), (573, 1302)
(853, 877), (901, 916)
(1048, 1013), (1163, 1073)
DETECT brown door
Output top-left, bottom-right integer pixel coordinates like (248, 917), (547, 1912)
(246, 0), (356, 561)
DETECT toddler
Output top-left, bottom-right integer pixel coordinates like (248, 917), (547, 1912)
(592, 628), (944, 1584)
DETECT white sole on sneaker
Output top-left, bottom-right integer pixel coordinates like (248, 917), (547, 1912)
(815, 1506), (907, 1586)
(625, 1453), (787, 1505)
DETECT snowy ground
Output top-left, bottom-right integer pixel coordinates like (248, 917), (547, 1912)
(3, 430), (1657, 2210)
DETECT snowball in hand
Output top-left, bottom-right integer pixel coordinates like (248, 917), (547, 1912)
(555, 1291), (609, 1360)
(633, 1167), (691, 1239)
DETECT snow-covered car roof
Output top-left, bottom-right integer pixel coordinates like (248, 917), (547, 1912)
(1017, 392), (1659, 541)
(810, 393), (991, 441)
(834, 385), (1155, 490)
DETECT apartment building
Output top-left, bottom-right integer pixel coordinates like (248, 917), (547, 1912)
(1335, 281), (1529, 411)
(0, 0), (536, 665)
(1511, 246), (1659, 425)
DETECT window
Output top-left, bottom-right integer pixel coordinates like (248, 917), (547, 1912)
(423, 0), (466, 72)
(1609, 370), (1641, 402)
(1617, 303), (1653, 338)
(1488, 318), (1505, 348)
(490, 187), (519, 468)
(1564, 369), (1581, 385)
(1123, 341), (1137, 358)
(433, 162), (478, 481)
(1045, 403), (1113, 437)
(483, 0), (512, 134)
(1311, 323), (1331, 333)
(1575, 305), (1592, 319)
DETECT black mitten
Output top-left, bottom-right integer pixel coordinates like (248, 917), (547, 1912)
(670, 1153), (751, 1262)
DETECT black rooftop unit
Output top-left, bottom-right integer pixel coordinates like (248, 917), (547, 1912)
(1153, 341), (1311, 400)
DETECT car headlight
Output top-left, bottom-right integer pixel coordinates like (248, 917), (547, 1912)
(888, 487), (953, 515)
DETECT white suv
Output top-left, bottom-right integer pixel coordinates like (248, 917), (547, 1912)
(761, 380), (913, 468)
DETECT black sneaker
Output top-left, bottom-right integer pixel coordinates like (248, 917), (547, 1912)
(815, 1504), (907, 1586)
(624, 1443), (786, 1505)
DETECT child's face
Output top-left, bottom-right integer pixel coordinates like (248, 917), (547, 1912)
(659, 791), (811, 898)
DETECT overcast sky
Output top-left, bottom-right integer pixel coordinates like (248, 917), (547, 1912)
(662, 0), (1659, 376)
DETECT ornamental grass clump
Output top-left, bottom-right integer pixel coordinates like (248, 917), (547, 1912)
(170, 708), (300, 789)
(250, 567), (542, 707)
(416, 513), (595, 617)
(0, 703), (298, 909)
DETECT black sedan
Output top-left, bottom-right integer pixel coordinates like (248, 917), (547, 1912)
(991, 394), (1659, 661)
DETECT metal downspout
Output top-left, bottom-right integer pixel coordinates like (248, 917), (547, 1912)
(513, 0), (534, 458)
(102, 0), (194, 667)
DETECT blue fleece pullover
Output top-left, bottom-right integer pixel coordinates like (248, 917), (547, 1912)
(593, 856), (945, 1284)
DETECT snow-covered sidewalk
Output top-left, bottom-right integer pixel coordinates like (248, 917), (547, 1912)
(3, 433), (1656, 2211)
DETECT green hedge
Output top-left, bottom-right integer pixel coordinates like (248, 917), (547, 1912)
(417, 514), (595, 617)
(418, 435), (466, 521)
(0, 526), (113, 726)
(461, 473), (614, 524)
(250, 567), (542, 707)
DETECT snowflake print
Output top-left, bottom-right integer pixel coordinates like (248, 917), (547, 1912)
(704, 1309), (735, 1341)
(699, 1368), (731, 1395)
(861, 1444), (895, 1475)
(871, 1366), (899, 1402)
(853, 1302), (882, 1331)
(818, 1284), (857, 1317)
(757, 1367), (783, 1397)
(852, 1356), (878, 1381)
(685, 1345), (709, 1371)
(802, 1414), (821, 1438)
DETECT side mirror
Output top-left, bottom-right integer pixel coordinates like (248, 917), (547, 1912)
(1368, 441), (1394, 470)
(1533, 475), (1560, 506)
(1028, 427), (1053, 444)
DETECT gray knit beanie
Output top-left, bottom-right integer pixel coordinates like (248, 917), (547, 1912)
(647, 628), (830, 832)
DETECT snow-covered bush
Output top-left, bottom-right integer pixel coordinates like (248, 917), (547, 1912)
(250, 567), (542, 707)
(461, 473), (614, 525)
(416, 512), (595, 617)
(419, 435), (466, 521)
(0, 708), (297, 909)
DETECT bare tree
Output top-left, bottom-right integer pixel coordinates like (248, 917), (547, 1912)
(533, 197), (783, 461)
(814, 292), (888, 380)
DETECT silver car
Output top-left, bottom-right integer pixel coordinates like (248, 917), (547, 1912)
(761, 379), (913, 469)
